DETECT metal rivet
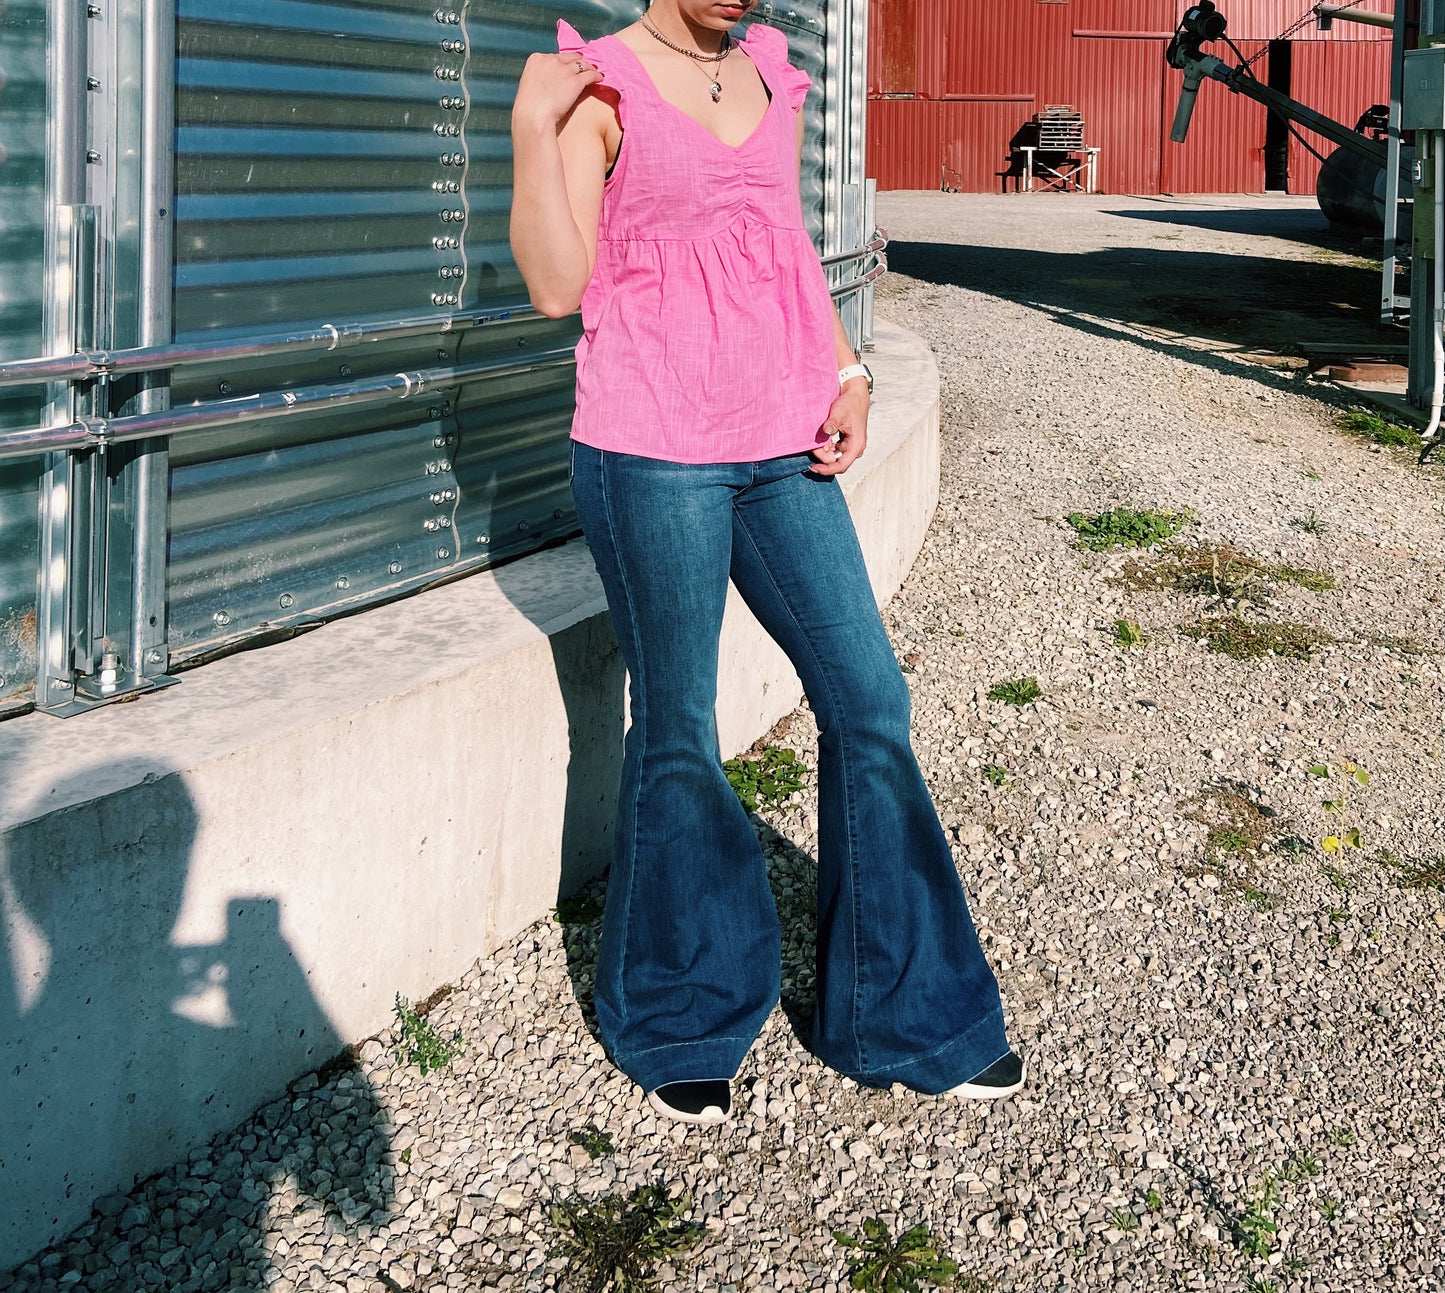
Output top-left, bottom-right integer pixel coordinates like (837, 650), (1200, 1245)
(441, 402), (452, 414)
(389, 560), (403, 575)
(437, 516), (451, 528)
(518, 520), (529, 531)
(146, 649), (164, 665)
(428, 406), (441, 419)
(478, 532), (490, 544)
(433, 435), (447, 448)
(424, 519), (438, 532)
(336, 576), (350, 590)
(554, 508), (565, 519)
(87, 4), (101, 14)
(87, 77), (101, 90)
(339, 363), (352, 377)
(218, 380), (232, 395)
(436, 349), (449, 361)
(438, 459), (451, 471)
(279, 593), (294, 608)
(516, 337), (528, 347)
(85, 149), (101, 163)
(437, 548), (451, 559)
(213, 610), (231, 627)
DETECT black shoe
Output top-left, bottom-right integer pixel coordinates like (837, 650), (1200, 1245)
(645, 1080), (732, 1126)
(944, 1051), (1026, 1099)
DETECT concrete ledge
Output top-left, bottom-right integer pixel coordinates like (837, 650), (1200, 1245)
(0, 319), (939, 1266)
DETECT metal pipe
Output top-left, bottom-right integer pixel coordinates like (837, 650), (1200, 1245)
(829, 260), (888, 299)
(0, 306), (544, 388)
(820, 233), (887, 268)
(1422, 129), (1444, 445)
(0, 348), (578, 461)
(1315, 4), (1396, 29)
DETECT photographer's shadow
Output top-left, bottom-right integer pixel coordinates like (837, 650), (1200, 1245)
(1, 767), (392, 1277)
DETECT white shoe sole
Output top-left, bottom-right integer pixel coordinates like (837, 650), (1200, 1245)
(944, 1059), (1027, 1100)
(646, 1088), (731, 1127)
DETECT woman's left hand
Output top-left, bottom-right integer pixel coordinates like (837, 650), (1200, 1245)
(808, 381), (869, 476)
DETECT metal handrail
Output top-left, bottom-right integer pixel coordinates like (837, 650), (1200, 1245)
(0, 305), (544, 389)
(821, 231), (887, 269)
(0, 346), (576, 462)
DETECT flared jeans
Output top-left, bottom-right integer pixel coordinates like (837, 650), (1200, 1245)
(569, 441), (1010, 1095)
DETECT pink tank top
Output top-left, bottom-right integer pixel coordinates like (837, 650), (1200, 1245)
(556, 20), (840, 464)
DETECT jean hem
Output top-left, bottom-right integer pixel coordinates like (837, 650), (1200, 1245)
(609, 1035), (758, 1092)
(815, 1005), (1011, 1096)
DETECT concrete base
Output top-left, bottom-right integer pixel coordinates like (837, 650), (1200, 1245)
(0, 319), (939, 1267)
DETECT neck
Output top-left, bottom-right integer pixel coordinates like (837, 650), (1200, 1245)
(645, 3), (731, 55)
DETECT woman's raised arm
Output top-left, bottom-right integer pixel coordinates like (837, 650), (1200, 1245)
(509, 54), (612, 318)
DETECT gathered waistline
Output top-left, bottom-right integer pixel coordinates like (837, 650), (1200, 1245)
(597, 222), (812, 245)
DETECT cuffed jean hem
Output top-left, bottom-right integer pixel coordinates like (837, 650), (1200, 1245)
(608, 1034), (760, 1094)
(815, 1005), (1011, 1096)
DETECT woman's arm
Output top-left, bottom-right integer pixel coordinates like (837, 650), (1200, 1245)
(510, 54), (612, 318)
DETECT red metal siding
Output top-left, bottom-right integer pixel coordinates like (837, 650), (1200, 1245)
(1160, 38), (1269, 192)
(1287, 40), (1394, 193)
(866, 0), (1394, 195)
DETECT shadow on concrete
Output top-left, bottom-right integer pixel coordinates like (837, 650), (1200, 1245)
(887, 238), (1402, 385)
(0, 767), (393, 1280)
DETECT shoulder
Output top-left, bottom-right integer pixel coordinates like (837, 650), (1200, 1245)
(739, 22), (791, 63)
(740, 23), (812, 108)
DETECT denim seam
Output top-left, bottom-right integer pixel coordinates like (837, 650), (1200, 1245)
(596, 448), (643, 1032)
(852, 1005), (1005, 1079)
(612, 1034), (757, 1061)
(732, 504), (868, 1073)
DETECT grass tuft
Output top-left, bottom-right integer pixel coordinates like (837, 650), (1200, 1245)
(1335, 409), (1421, 448)
(988, 676), (1042, 706)
(549, 1182), (704, 1293)
(1114, 618), (1148, 648)
(568, 1124), (616, 1160)
(1183, 616), (1335, 660)
(1116, 543), (1333, 601)
(982, 763), (1010, 787)
(1066, 506), (1194, 551)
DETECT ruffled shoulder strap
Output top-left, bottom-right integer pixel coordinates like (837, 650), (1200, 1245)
(739, 23), (811, 111)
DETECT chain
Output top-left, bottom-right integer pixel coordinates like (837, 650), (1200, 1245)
(1240, 7), (1322, 67)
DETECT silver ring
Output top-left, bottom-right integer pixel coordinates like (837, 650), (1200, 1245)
(575, 60), (587, 73)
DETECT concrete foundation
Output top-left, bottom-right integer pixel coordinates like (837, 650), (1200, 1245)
(0, 319), (939, 1267)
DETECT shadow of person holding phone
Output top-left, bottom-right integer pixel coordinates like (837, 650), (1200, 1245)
(1, 766), (393, 1281)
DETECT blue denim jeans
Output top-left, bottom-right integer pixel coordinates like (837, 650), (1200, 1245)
(568, 441), (1009, 1095)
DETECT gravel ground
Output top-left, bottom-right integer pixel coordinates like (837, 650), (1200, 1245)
(5, 194), (1443, 1293)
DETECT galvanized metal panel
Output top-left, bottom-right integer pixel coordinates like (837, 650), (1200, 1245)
(751, 2), (829, 245)
(0, 0), (45, 707)
(1161, 38), (1269, 191)
(1287, 39), (1395, 194)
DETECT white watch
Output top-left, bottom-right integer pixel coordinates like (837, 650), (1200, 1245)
(838, 362), (873, 393)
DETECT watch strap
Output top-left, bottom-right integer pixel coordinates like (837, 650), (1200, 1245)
(838, 363), (871, 391)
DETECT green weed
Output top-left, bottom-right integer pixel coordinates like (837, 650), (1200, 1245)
(982, 763), (1010, 787)
(723, 746), (807, 814)
(555, 893), (605, 925)
(988, 677), (1042, 706)
(1309, 760), (1369, 857)
(1396, 857), (1445, 890)
(1114, 618), (1148, 648)
(1327, 1128), (1355, 1147)
(1237, 1173), (1280, 1258)
(1109, 1208), (1140, 1232)
(1144, 1188), (1164, 1211)
(392, 994), (463, 1076)
(569, 1124), (616, 1160)
(1322, 861), (1348, 890)
(1066, 506), (1194, 551)
(1118, 543), (1333, 601)
(1283, 1152), (1321, 1183)
(1290, 510), (1325, 534)
(549, 1182), (704, 1293)
(1336, 409), (1421, 448)
(1317, 1197), (1342, 1220)
(1248, 1280), (1280, 1293)
(832, 1219), (961, 1293)
(1184, 616), (1335, 660)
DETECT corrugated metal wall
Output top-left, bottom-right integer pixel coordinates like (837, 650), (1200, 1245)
(1288, 40), (1396, 194)
(0, 0), (45, 712)
(867, 0), (1391, 196)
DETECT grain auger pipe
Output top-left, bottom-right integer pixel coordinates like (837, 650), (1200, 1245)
(1166, 1), (1396, 174)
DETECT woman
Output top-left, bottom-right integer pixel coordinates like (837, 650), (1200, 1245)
(509, 0), (1022, 1126)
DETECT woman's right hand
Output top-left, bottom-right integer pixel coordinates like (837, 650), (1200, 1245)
(513, 52), (604, 134)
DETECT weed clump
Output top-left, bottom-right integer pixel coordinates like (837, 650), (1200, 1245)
(723, 746), (806, 813)
(550, 1182), (704, 1293)
(392, 994), (463, 1075)
(982, 763), (1009, 787)
(1117, 543), (1334, 601)
(988, 676), (1042, 706)
(568, 1124), (616, 1160)
(1114, 618), (1148, 648)
(832, 1219), (962, 1293)
(1067, 506), (1194, 551)
(1336, 409), (1421, 448)
(1183, 616), (1335, 660)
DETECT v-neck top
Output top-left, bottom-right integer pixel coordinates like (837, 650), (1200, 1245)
(556, 19), (839, 464)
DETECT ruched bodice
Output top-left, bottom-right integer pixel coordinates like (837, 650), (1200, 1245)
(557, 20), (839, 463)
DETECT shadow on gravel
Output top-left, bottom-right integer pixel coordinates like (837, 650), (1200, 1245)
(1, 768), (394, 1284)
(887, 238), (1402, 385)
(1100, 200), (1380, 256)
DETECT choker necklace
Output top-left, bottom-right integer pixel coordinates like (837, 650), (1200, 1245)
(641, 16), (732, 101)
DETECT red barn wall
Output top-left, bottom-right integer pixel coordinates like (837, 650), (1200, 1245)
(866, 0), (1393, 195)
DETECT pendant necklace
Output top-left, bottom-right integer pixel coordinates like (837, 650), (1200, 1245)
(641, 16), (731, 101)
